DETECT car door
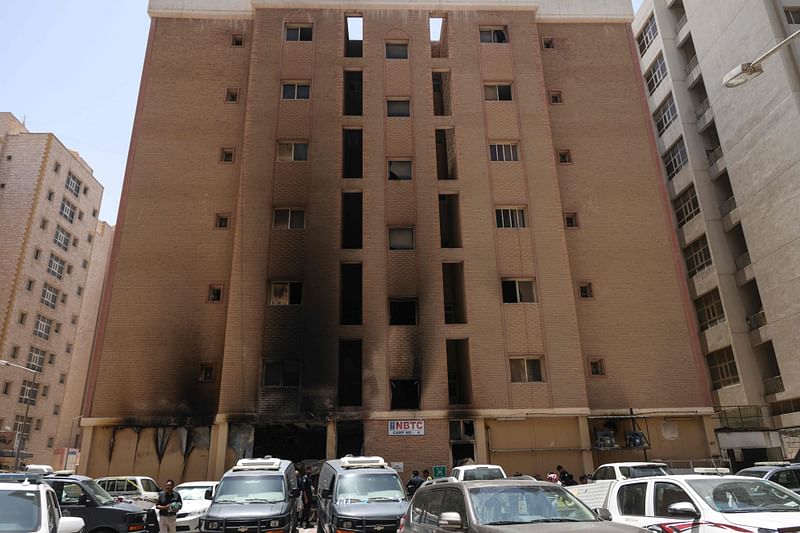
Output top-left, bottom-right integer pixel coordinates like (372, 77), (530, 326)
(50, 481), (92, 525)
(651, 481), (700, 527)
(612, 481), (650, 527)
(406, 489), (430, 533)
(769, 469), (800, 493)
(420, 489), (445, 533)
(46, 490), (60, 533)
(438, 490), (468, 531)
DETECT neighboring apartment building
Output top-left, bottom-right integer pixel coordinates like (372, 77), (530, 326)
(632, 0), (800, 469)
(80, 0), (719, 482)
(0, 112), (105, 469)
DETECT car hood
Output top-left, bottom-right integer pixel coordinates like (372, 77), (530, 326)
(205, 502), (288, 519)
(179, 500), (211, 514)
(335, 501), (408, 519)
(722, 511), (800, 528)
(107, 502), (147, 513)
(478, 523), (643, 533)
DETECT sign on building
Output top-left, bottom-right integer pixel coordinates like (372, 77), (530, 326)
(390, 461), (404, 472)
(432, 465), (447, 478)
(388, 420), (425, 436)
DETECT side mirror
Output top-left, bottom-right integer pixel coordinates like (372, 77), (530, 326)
(593, 508), (612, 521)
(437, 512), (462, 530)
(667, 502), (700, 518)
(58, 517), (85, 533)
(291, 488), (301, 498)
(204, 488), (213, 500)
(320, 488), (331, 499)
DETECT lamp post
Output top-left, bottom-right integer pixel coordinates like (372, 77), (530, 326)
(723, 28), (800, 87)
(0, 360), (41, 470)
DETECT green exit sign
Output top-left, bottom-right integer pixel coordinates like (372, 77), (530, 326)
(432, 465), (447, 478)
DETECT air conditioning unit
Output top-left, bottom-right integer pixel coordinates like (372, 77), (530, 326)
(595, 430), (617, 449)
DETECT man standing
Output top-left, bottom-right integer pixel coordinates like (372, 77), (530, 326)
(156, 480), (183, 533)
(300, 466), (315, 528)
(405, 471), (424, 497)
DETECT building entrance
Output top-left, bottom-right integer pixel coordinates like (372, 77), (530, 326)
(253, 424), (326, 464)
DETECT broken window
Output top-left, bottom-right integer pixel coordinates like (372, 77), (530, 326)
(430, 16), (448, 58)
(479, 27), (508, 43)
(345, 16), (363, 57)
(262, 360), (301, 387)
(436, 129), (457, 179)
(390, 379), (420, 410)
(340, 263), (362, 325)
(286, 26), (313, 42)
(447, 339), (471, 404)
(438, 194), (461, 248)
(386, 42), (408, 59)
(579, 282), (594, 299)
(510, 357), (544, 382)
(502, 280), (536, 303)
(273, 208), (305, 229)
(199, 364), (215, 383)
(388, 160), (412, 181)
(344, 71), (363, 116)
(341, 192), (363, 249)
(269, 282), (303, 305)
(389, 299), (417, 325)
(342, 129), (363, 178)
(388, 227), (415, 250)
(484, 85), (512, 101)
(432, 72), (452, 116)
(208, 285), (223, 302)
(442, 262), (467, 324)
(338, 340), (362, 406)
(387, 100), (410, 117)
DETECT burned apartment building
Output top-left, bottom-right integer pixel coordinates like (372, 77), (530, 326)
(80, 0), (720, 481)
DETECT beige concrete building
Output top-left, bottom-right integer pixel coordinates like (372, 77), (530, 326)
(81, 0), (720, 482)
(0, 112), (106, 469)
(632, 0), (800, 469)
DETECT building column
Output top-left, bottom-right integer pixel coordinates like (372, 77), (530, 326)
(702, 414), (720, 456)
(326, 420), (336, 459)
(76, 425), (94, 475)
(578, 417), (594, 474)
(208, 420), (229, 480)
(474, 417), (489, 463)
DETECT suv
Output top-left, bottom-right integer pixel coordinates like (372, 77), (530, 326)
(42, 473), (159, 533)
(450, 465), (506, 482)
(736, 461), (800, 493)
(591, 463), (672, 482)
(96, 476), (160, 509)
(0, 474), (84, 533)
(316, 456), (408, 533)
(402, 478), (644, 532)
(200, 457), (300, 533)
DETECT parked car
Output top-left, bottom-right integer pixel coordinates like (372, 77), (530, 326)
(0, 474), (85, 533)
(451, 465), (507, 481)
(96, 476), (160, 509)
(591, 463), (673, 482)
(591, 474), (800, 531)
(402, 477), (646, 532)
(42, 472), (159, 533)
(316, 456), (408, 533)
(200, 457), (300, 533)
(173, 481), (218, 532)
(736, 461), (800, 493)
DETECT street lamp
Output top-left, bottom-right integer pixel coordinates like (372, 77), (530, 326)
(0, 360), (41, 470)
(723, 28), (800, 88)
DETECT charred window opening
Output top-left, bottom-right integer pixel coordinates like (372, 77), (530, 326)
(262, 360), (301, 387)
(389, 299), (417, 325)
(341, 192), (363, 249)
(388, 160), (412, 181)
(336, 421), (364, 457)
(338, 340), (362, 406)
(340, 263), (362, 325)
(345, 16), (363, 57)
(390, 379), (420, 410)
(430, 16), (448, 58)
(436, 129), (457, 180)
(344, 71), (363, 116)
(432, 72), (452, 116)
(387, 100), (410, 117)
(438, 194), (462, 248)
(442, 263), (467, 324)
(342, 129), (363, 178)
(386, 42), (408, 59)
(388, 227), (415, 250)
(447, 339), (471, 405)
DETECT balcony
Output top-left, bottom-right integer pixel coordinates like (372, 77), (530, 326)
(686, 56), (702, 87)
(688, 266), (718, 300)
(676, 15), (690, 46)
(747, 310), (771, 347)
(668, 164), (693, 199)
(695, 99), (714, 132)
(735, 252), (756, 286)
(707, 146), (727, 178)
(720, 196), (741, 231)
(699, 319), (730, 354)
(764, 375), (785, 396)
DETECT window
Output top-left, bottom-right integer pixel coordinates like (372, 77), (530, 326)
(706, 346), (739, 390)
(345, 16), (363, 57)
(14, 416), (32, 439)
(277, 142), (309, 161)
(509, 357), (543, 383)
(59, 374), (65, 384)
(282, 83), (310, 99)
(387, 100), (410, 117)
(34, 314), (52, 339)
(53, 162), (61, 173)
(54, 322), (61, 333)
(26, 279), (34, 291)
(341, 192), (362, 249)
(47, 437), (54, 448)
(53, 405), (60, 415)
(479, 27), (508, 43)
(19, 380), (39, 406)
(59, 198), (76, 223)
(220, 148), (235, 163)
(342, 129), (363, 178)
(208, 285), (223, 303)
(564, 212), (579, 228)
(769, 470), (800, 491)
(785, 8), (800, 24)
(34, 248), (41, 260)
(388, 228), (414, 250)
(495, 207), (527, 229)
(48, 254), (65, 279)
(54, 225), (70, 251)
(28, 346), (46, 372)
(40, 218), (48, 230)
(484, 85), (512, 101)
(286, 26), (313, 41)
(430, 15), (448, 58)
(199, 364), (215, 383)
(225, 88), (240, 103)
(270, 282), (303, 305)
(442, 263), (467, 324)
(19, 312), (27, 325)
(489, 143), (518, 162)
(72, 237), (78, 248)
(439, 194), (462, 248)
(542, 37), (555, 49)
(48, 353), (56, 364)
(617, 483), (647, 516)
(231, 33), (244, 47)
(47, 190), (54, 201)
(501, 280), (536, 303)
(432, 72), (452, 115)
(10, 345), (19, 358)
(41, 284), (58, 309)
(338, 340), (362, 406)
(389, 299), (417, 325)
(590, 358), (605, 376)
(388, 160), (412, 181)
(673, 185), (700, 228)
(87, 233), (93, 243)
(76, 286), (82, 296)
(340, 264), (362, 325)
(636, 15), (658, 56)
(92, 208), (97, 217)
(558, 150), (572, 164)
(42, 385), (49, 398)
(385, 42), (408, 59)
(654, 483), (696, 517)
(446, 340), (471, 404)
(65, 173), (81, 197)
(663, 138), (688, 180)
(344, 71), (363, 115)
(684, 236), (712, 277)
(654, 94), (678, 136)
(262, 360), (301, 387)
(644, 54), (667, 95)
(215, 213), (230, 229)
(695, 289), (725, 331)
(2, 382), (9, 395)
(66, 342), (73, 352)
(390, 379), (420, 409)
(273, 208), (305, 229)
(436, 129), (457, 179)
(549, 90), (563, 104)
(579, 282), (594, 299)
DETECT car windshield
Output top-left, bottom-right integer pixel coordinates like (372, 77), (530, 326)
(84, 480), (114, 505)
(0, 490), (41, 533)
(176, 486), (213, 500)
(141, 479), (160, 493)
(469, 485), (598, 524)
(335, 474), (405, 504)
(462, 468), (505, 481)
(687, 478), (800, 513)
(736, 470), (768, 478)
(214, 476), (285, 504)
(622, 465), (673, 479)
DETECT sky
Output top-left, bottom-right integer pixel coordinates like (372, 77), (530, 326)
(1, 0), (642, 225)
